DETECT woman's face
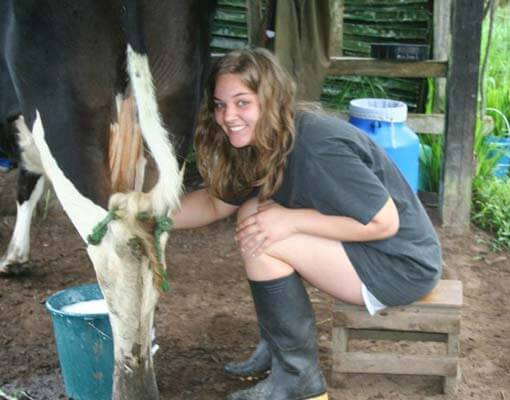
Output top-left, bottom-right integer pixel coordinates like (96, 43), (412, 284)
(213, 73), (261, 148)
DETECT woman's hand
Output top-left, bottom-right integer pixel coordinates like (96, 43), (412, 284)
(235, 201), (296, 257)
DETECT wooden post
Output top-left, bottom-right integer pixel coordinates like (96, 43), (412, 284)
(329, 0), (344, 57)
(440, 0), (484, 233)
(444, 332), (460, 394)
(433, 0), (452, 112)
(246, 0), (265, 47)
(331, 326), (349, 386)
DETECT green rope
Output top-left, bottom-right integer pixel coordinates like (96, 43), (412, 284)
(160, 268), (171, 293)
(87, 208), (119, 245)
(153, 215), (174, 292)
(154, 215), (174, 262)
(87, 208), (174, 293)
(136, 211), (151, 222)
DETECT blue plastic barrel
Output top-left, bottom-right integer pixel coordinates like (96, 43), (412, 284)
(349, 98), (420, 192)
(46, 283), (114, 400)
(487, 135), (510, 179)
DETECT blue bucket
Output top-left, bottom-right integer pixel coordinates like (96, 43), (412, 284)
(487, 135), (510, 179)
(45, 283), (114, 400)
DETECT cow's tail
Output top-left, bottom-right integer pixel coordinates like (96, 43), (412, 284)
(120, 0), (182, 215)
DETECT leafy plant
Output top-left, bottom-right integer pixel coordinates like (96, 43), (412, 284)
(472, 177), (510, 250)
(418, 133), (442, 192)
(321, 76), (391, 111)
(418, 117), (504, 193)
(473, 119), (505, 182)
(480, 5), (510, 136)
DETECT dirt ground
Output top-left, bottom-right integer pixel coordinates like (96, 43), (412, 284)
(1, 167), (509, 400)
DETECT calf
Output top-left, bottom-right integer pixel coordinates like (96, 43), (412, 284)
(0, 1), (216, 398)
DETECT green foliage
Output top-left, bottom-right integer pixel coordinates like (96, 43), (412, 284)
(322, 76), (390, 110)
(418, 117), (509, 250)
(471, 113), (510, 251)
(425, 77), (435, 115)
(471, 116), (509, 251)
(418, 118), (504, 190)
(481, 5), (510, 136)
(472, 177), (510, 251)
(418, 134), (442, 192)
(473, 120), (506, 181)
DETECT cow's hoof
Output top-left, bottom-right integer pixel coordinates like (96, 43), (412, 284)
(0, 261), (31, 276)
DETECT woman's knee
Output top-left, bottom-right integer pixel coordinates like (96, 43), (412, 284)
(236, 197), (259, 224)
(235, 197), (259, 257)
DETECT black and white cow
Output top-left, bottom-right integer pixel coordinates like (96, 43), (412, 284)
(1, 1), (216, 399)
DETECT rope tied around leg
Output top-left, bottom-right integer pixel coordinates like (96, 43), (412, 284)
(87, 208), (119, 245)
(141, 213), (173, 293)
(87, 209), (173, 293)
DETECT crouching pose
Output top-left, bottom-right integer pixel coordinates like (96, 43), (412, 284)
(172, 48), (442, 400)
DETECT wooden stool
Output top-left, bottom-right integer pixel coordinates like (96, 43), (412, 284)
(331, 280), (463, 394)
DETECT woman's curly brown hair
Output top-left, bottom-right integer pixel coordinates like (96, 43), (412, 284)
(194, 48), (296, 202)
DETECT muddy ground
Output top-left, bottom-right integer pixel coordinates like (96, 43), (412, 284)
(1, 167), (509, 400)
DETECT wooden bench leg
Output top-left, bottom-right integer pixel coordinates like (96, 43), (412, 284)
(444, 333), (460, 394)
(331, 326), (349, 387)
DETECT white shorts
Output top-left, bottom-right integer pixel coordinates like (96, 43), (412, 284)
(361, 283), (387, 316)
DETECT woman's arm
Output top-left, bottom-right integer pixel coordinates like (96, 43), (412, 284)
(236, 197), (399, 253)
(290, 197), (399, 242)
(172, 188), (239, 230)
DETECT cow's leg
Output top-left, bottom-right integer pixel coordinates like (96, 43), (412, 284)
(103, 46), (182, 400)
(1, 116), (46, 274)
(0, 170), (45, 274)
(30, 111), (160, 400)
(92, 229), (160, 400)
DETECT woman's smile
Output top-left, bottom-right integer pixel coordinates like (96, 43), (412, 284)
(213, 73), (261, 148)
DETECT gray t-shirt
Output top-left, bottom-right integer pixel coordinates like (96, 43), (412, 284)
(225, 111), (442, 306)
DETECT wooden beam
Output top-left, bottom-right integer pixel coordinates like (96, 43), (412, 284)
(433, 0), (453, 112)
(332, 111), (445, 135)
(334, 308), (460, 334)
(407, 113), (445, 135)
(328, 57), (448, 78)
(329, 0), (344, 57)
(348, 329), (448, 343)
(440, 0), (484, 233)
(433, 0), (452, 61)
(211, 54), (448, 80)
(246, 0), (264, 47)
(333, 352), (458, 377)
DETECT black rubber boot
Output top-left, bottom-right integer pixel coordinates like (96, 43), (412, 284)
(224, 339), (271, 380)
(227, 273), (328, 400)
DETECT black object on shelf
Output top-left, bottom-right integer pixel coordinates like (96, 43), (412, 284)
(371, 43), (430, 61)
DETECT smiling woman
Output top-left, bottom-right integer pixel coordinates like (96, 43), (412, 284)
(195, 48), (296, 204)
(170, 47), (442, 400)
(213, 73), (260, 148)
